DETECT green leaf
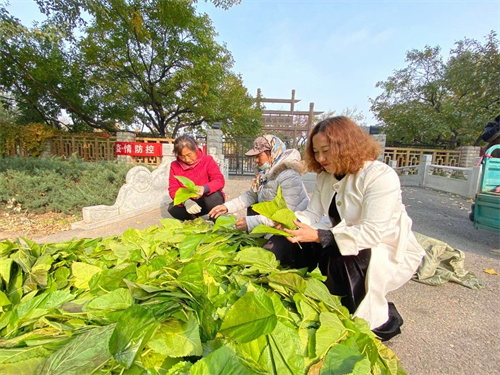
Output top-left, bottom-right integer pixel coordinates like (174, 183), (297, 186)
(159, 218), (184, 229)
(109, 305), (159, 368)
(148, 315), (202, 357)
(0, 258), (13, 285)
(251, 186), (297, 229)
(304, 278), (344, 312)
(71, 262), (102, 289)
(84, 288), (133, 312)
(212, 215), (236, 231)
(173, 176), (199, 205)
(315, 312), (347, 358)
(53, 267), (70, 289)
(271, 208), (296, 230)
(267, 273), (307, 294)
(88, 263), (137, 293)
(178, 233), (205, 260)
(0, 346), (50, 375)
(320, 344), (371, 375)
(251, 200), (279, 219)
(220, 290), (277, 343)
(265, 321), (305, 375)
(250, 225), (291, 237)
(174, 175), (196, 190)
(234, 247), (279, 272)
(35, 325), (115, 375)
(274, 185), (288, 209)
(190, 345), (257, 375)
(0, 290), (11, 308)
(177, 262), (206, 296)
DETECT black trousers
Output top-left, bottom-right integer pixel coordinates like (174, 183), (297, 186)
(167, 191), (224, 221)
(263, 235), (403, 341)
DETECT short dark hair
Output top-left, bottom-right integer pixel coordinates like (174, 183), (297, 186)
(173, 135), (198, 157)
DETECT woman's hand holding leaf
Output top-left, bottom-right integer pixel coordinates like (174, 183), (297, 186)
(208, 204), (228, 219)
(236, 217), (248, 231)
(173, 176), (201, 205)
(195, 186), (205, 198)
(284, 220), (320, 244)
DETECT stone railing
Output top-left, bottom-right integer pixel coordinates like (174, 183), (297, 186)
(384, 147), (462, 168)
(391, 155), (481, 198)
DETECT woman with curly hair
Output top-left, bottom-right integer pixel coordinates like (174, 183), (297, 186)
(266, 116), (425, 341)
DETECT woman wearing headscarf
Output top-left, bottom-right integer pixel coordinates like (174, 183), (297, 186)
(167, 135), (225, 220)
(208, 135), (309, 231)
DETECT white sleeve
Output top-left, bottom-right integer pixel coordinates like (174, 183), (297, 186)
(332, 166), (401, 256)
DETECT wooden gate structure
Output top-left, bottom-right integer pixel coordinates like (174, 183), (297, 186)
(257, 89), (323, 147)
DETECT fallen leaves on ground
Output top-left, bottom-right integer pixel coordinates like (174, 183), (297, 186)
(484, 269), (498, 276)
(0, 210), (79, 241)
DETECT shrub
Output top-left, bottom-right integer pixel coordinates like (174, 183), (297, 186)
(0, 156), (140, 215)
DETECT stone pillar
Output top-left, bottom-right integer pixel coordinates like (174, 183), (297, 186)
(116, 131), (136, 164)
(419, 154), (433, 186)
(206, 128), (228, 179)
(206, 128), (223, 157)
(162, 143), (175, 164)
(457, 146), (480, 168)
(40, 140), (52, 159)
(372, 134), (386, 162)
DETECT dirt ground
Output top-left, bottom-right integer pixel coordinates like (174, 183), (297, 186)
(0, 176), (253, 242)
(0, 210), (78, 241)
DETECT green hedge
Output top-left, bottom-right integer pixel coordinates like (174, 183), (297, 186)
(0, 156), (138, 215)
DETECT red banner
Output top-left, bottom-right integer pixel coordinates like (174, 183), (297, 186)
(114, 142), (163, 157)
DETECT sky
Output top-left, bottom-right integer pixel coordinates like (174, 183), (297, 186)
(4, 0), (500, 125)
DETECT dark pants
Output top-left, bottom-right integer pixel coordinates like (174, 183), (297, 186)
(168, 191), (224, 221)
(263, 235), (403, 341)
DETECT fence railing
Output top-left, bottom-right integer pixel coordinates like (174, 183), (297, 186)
(49, 135), (177, 164)
(383, 147), (461, 167)
(50, 134), (117, 161)
(47, 135), (468, 172)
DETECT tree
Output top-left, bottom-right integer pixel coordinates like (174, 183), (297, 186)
(370, 32), (500, 149)
(313, 107), (367, 127)
(0, 0), (261, 138)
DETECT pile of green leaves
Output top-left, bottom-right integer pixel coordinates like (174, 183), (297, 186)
(250, 186), (298, 237)
(173, 176), (200, 206)
(0, 217), (406, 375)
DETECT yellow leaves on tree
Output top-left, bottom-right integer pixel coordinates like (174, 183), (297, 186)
(0, 122), (59, 157)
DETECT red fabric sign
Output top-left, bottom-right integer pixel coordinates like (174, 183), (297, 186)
(114, 142), (162, 156)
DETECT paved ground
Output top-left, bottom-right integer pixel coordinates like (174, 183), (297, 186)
(34, 176), (500, 375)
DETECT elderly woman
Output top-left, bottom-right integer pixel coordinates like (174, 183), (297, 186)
(167, 135), (225, 220)
(267, 117), (425, 341)
(209, 135), (309, 231)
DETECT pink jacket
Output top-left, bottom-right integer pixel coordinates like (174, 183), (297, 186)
(168, 149), (225, 201)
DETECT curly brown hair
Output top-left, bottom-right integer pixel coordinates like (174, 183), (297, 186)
(305, 116), (381, 174)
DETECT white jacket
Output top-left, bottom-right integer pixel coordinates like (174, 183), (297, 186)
(296, 160), (425, 329)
